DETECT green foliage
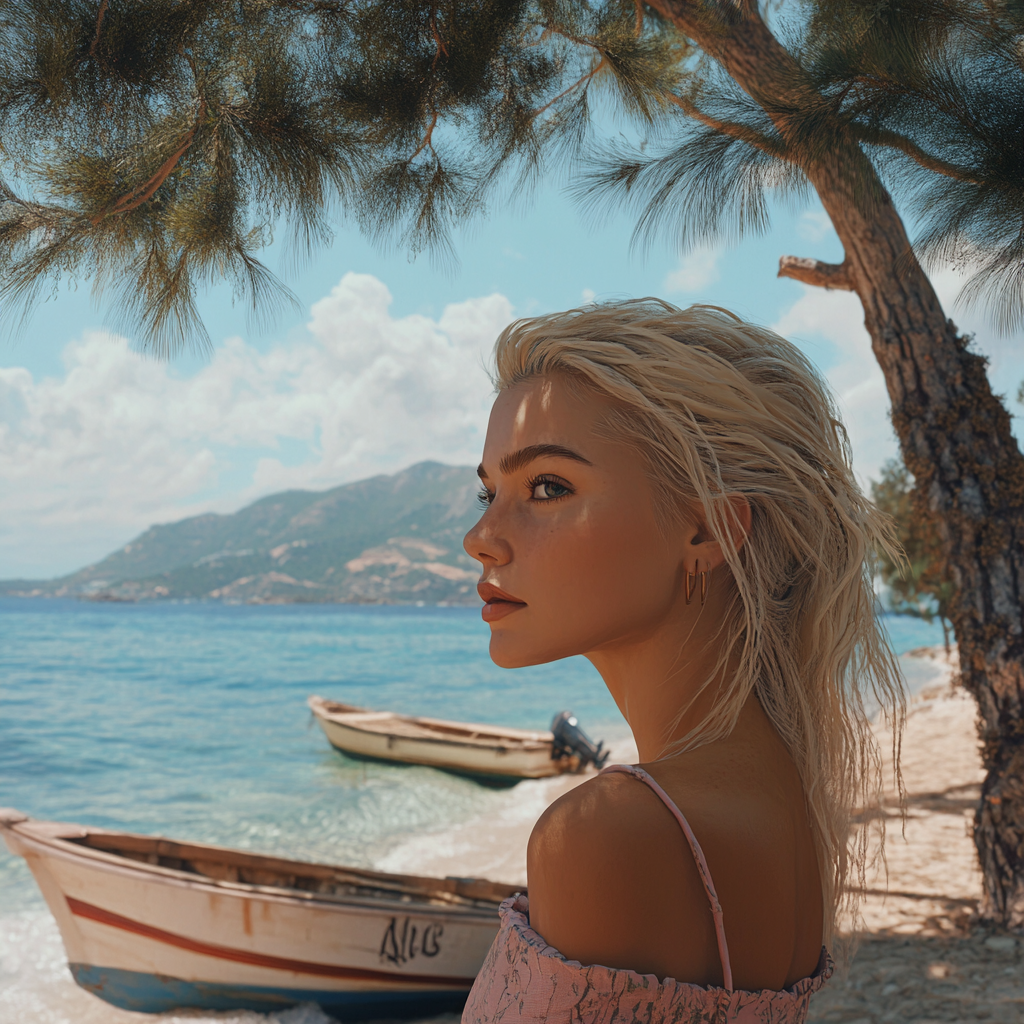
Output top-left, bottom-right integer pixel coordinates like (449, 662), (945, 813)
(0, 0), (363, 354)
(802, 0), (1024, 330)
(333, 0), (688, 262)
(871, 456), (955, 648)
(2, 0), (1024, 351)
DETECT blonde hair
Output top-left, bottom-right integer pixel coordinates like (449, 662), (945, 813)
(492, 299), (905, 943)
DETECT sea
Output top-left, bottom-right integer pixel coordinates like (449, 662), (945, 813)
(0, 598), (949, 1024)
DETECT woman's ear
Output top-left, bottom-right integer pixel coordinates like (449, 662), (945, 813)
(686, 496), (752, 570)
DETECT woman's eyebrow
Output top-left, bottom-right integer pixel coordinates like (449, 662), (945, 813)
(500, 443), (592, 475)
(477, 444), (592, 481)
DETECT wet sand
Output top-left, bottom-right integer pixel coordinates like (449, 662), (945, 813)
(377, 733), (638, 886)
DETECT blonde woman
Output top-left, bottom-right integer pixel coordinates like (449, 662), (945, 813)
(461, 301), (904, 1023)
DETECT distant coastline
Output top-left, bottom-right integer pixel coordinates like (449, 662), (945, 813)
(0, 461), (484, 607)
(0, 589), (481, 607)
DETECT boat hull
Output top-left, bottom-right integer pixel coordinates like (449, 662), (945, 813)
(1, 813), (508, 1018)
(69, 964), (471, 1017)
(310, 702), (567, 781)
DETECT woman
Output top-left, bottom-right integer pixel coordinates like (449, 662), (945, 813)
(461, 301), (904, 1023)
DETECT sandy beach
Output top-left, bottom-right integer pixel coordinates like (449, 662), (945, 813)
(4, 644), (1018, 1024)
(807, 649), (1024, 1023)
(386, 645), (1023, 1023)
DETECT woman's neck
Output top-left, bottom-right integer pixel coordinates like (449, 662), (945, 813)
(586, 583), (736, 762)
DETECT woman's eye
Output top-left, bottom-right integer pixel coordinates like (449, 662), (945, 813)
(530, 478), (571, 501)
(477, 489), (494, 509)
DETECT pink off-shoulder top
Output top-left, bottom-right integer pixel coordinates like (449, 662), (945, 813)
(463, 764), (832, 1024)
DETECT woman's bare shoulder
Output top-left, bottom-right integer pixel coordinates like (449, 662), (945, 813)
(524, 758), (815, 988)
(525, 770), (724, 984)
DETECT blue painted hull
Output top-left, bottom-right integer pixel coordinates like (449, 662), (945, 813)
(70, 964), (471, 1019)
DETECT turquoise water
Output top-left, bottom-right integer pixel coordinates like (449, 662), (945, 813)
(0, 599), (625, 912)
(0, 599), (947, 1023)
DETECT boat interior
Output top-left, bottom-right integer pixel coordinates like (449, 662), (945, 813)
(45, 824), (519, 909)
(311, 698), (550, 747)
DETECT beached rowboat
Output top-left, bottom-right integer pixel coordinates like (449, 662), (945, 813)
(0, 808), (517, 1018)
(308, 697), (607, 782)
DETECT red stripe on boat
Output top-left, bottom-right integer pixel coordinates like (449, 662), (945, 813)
(65, 897), (475, 987)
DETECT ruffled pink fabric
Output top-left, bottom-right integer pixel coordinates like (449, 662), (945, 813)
(462, 894), (833, 1024)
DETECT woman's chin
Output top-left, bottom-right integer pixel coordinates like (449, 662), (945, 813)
(487, 633), (572, 670)
(487, 637), (535, 669)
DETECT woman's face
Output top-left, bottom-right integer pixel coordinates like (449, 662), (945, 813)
(464, 374), (694, 669)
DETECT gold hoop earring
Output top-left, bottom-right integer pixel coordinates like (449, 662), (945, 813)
(685, 561), (710, 606)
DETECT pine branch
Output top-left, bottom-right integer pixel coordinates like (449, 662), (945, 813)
(409, 108), (439, 160)
(850, 123), (981, 184)
(663, 91), (787, 158)
(429, 9), (447, 70)
(89, 0), (109, 59)
(92, 99), (207, 223)
(532, 58), (606, 119)
(777, 255), (853, 290)
(410, 8), (448, 160)
(0, 192), (76, 234)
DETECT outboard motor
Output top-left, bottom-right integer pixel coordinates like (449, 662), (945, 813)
(550, 711), (609, 770)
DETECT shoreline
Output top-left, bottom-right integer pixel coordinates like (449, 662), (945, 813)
(377, 732), (639, 886)
(4, 643), (1010, 1023)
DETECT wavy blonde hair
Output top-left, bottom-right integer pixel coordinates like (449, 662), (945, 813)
(492, 299), (905, 943)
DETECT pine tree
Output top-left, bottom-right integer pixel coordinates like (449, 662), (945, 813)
(4, 0), (1024, 926)
(0, 1), (364, 355)
(872, 458), (955, 654)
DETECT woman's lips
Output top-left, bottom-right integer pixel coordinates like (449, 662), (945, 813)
(481, 600), (526, 622)
(478, 582), (527, 623)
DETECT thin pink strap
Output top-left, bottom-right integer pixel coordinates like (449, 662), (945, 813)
(601, 763), (734, 992)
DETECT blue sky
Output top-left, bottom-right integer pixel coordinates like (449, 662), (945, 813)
(2, 170), (1022, 580)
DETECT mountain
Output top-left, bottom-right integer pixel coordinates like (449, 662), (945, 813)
(0, 462), (486, 605)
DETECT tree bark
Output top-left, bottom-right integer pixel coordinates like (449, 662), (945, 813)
(649, 0), (1024, 928)
(777, 255), (853, 290)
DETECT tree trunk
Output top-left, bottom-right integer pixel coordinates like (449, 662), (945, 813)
(651, 0), (1024, 928)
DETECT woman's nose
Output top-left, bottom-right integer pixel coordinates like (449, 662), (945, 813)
(464, 509), (512, 567)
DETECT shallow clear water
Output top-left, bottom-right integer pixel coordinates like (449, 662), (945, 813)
(0, 599), (947, 1023)
(0, 600), (628, 910)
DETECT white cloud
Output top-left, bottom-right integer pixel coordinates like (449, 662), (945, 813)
(771, 276), (1024, 487)
(772, 287), (898, 485)
(796, 210), (834, 244)
(580, 288), (596, 304)
(0, 273), (512, 579)
(772, 284), (867, 360)
(663, 245), (722, 293)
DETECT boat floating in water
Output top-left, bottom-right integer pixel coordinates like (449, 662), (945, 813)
(308, 697), (609, 783)
(0, 808), (517, 1019)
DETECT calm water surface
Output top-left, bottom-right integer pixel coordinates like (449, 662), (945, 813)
(0, 599), (946, 1023)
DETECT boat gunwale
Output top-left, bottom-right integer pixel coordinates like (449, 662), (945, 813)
(1, 817), (515, 917)
(307, 696), (554, 751)
(318, 720), (553, 757)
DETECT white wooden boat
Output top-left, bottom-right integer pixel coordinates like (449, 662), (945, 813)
(0, 808), (517, 1018)
(308, 697), (604, 782)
